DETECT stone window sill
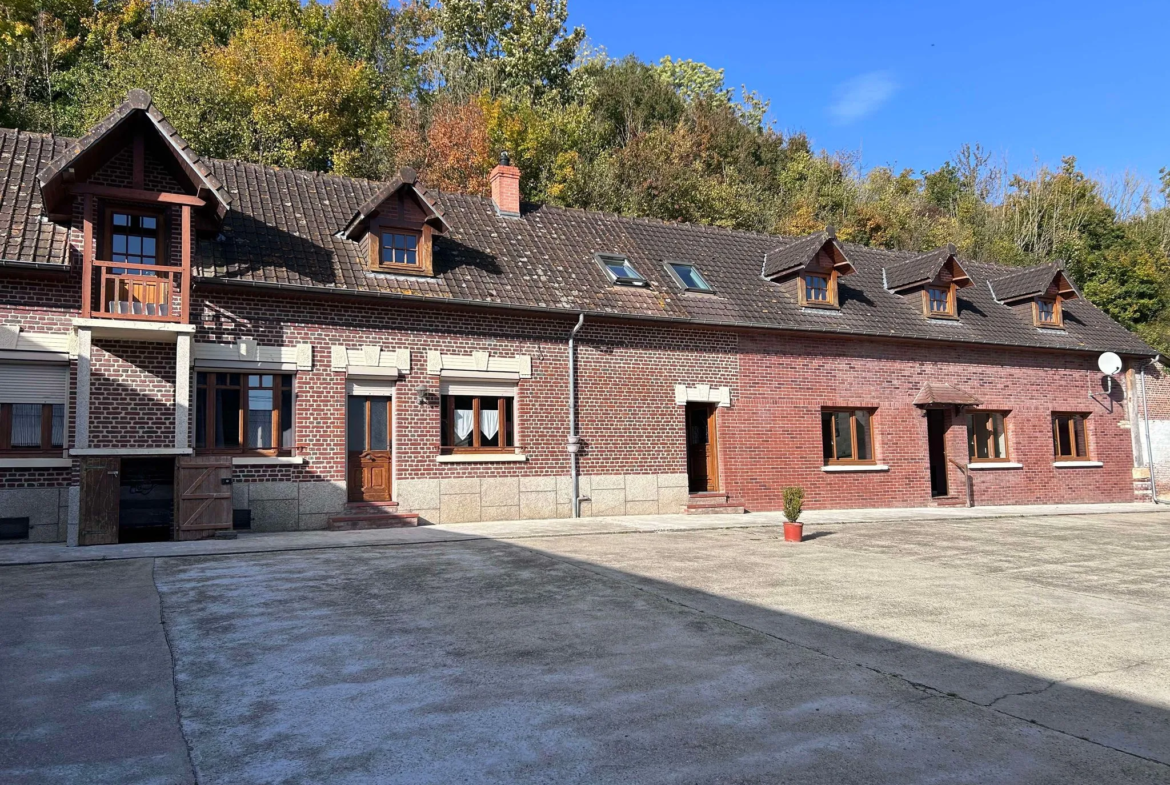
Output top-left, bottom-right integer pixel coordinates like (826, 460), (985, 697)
(436, 453), (528, 464)
(232, 456), (306, 466)
(821, 464), (889, 473)
(968, 462), (1023, 470)
(1053, 461), (1104, 468)
(0, 457), (72, 468)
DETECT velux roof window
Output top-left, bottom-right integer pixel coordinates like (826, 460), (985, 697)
(666, 261), (713, 293)
(595, 253), (648, 286)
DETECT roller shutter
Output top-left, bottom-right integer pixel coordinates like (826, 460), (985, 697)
(0, 363), (68, 404)
(438, 380), (517, 398)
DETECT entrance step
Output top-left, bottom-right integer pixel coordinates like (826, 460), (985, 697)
(685, 492), (744, 515)
(327, 501), (419, 530)
(932, 496), (968, 508)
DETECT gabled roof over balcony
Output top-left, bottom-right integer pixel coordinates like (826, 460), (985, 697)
(37, 89), (231, 221)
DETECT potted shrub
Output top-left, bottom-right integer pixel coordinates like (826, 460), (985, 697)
(782, 486), (804, 542)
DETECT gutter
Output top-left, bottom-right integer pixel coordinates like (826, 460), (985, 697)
(567, 313), (585, 517)
(194, 276), (1158, 361)
(0, 258), (70, 272)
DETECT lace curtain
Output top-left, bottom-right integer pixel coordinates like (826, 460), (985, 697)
(454, 406), (474, 442)
(480, 407), (499, 440)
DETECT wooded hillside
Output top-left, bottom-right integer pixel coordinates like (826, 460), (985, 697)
(4, 0), (1169, 350)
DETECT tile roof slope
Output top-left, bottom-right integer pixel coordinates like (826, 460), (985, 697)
(884, 244), (959, 291)
(913, 382), (983, 407)
(988, 263), (1076, 302)
(762, 229), (833, 278)
(0, 124), (1154, 356)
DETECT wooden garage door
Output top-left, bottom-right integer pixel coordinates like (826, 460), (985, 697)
(175, 455), (232, 540)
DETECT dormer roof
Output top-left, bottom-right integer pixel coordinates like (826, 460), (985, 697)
(884, 243), (972, 292)
(988, 263), (1079, 304)
(762, 227), (855, 280)
(340, 167), (450, 240)
(36, 89), (231, 220)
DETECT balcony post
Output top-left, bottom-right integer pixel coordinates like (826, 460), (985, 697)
(180, 204), (191, 323)
(80, 195), (93, 318)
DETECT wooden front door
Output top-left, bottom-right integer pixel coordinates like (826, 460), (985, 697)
(927, 409), (949, 497)
(175, 455), (233, 540)
(79, 457), (120, 545)
(347, 395), (392, 502)
(686, 402), (719, 493)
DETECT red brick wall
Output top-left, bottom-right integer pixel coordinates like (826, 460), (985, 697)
(726, 332), (1136, 510)
(89, 340), (176, 449)
(89, 143), (186, 193)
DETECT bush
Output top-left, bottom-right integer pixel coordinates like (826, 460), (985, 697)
(782, 486), (804, 523)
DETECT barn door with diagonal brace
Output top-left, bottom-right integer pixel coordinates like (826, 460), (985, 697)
(175, 455), (233, 540)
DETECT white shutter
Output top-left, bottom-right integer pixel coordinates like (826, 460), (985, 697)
(347, 379), (397, 397)
(0, 363), (68, 404)
(439, 380), (517, 398)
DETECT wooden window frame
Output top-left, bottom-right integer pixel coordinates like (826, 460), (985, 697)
(1034, 296), (1063, 328)
(800, 270), (839, 309)
(368, 218), (433, 276)
(1052, 412), (1089, 461)
(440, 394), (516, 454)
(967, 410), (1009, 462)
(821, 407), (877, 465)
(103, 203), (168, 264)
(924, 284), (957, 319)
(0, 403), (64, 455)
(195, 372), (294, 456)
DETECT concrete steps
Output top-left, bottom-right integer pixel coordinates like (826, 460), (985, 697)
(327, 501), (419, 531)
(931, 496), (968, 508)
(685, 491), (745, 515)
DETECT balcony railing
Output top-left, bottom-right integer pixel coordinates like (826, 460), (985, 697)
(91, 260), (183, 322)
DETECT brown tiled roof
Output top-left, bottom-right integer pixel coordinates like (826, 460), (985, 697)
(340, 167), (450, 240)
(762, 229), (840, 279)
(913, 382), (983, 407)
(884, 244), (970, 291)
(988, 263), (1079, 303)
(0, 124), (1155, 357)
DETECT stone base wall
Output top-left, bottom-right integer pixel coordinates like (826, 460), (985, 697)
(396, 472), (689, 524)
(231, 480), (346, 531)
(0, 487), (72, 542)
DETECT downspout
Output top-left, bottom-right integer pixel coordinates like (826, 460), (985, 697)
(1138, 357), (1166, 504)
(568, 313), (586, 517)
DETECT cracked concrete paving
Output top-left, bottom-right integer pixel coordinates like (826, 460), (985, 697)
(2, 511), (1169, 783)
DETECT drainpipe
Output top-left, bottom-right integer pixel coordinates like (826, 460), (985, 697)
(568, 313), (585, 517)
(1138, 357), (1166, 504)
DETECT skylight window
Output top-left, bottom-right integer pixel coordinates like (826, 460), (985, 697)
(595, 253), (647, 286)
(666, 261), (713, 293)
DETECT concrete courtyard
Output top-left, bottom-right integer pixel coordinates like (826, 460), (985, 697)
(2, 508), (1169, 783)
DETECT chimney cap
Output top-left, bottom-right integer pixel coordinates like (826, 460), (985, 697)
(499, 151), (511, 167)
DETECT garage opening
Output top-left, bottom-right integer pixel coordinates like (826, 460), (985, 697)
(119, 457), (175, 543)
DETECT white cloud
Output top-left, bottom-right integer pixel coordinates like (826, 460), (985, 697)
(828, 72), (899, 124)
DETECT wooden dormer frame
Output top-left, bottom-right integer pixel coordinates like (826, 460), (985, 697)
(1033, 296), (1063, 329)
(799, 268), (839, 309)
(369, 218), (434, 277)
(922, 283), (958, 319)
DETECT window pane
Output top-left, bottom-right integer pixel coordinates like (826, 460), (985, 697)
(453, 396), (474, 447)
(112, 235), (126, 254)
(347, 397), (367, 451)
(805, 275), (829, 302)
(215, 388), (241, 448)
(992, 414), (1005, 459)
(195, 388), (207, 449)
(1055, 416), (1072, 456)
(247, 386), (273, 449)
(480, 398), (500, 447)
(370, 397), (389, 451)
(966, 414), (976, 459)
(141, 216), (157, 230)
(11, 404), (42, 448)
(503, 398), (515, 447)
(821, 412), (834, 464)
(607, 263), (629, 278)
(973, 414), (991, 459)
(854, 410), (871, 461)
(50, 404), (64, 448)
(1073, 416), (1086, 457)
(405, 235), (417, 250)
(834, 412), (852, 460)
(113, 213), (129, 226)
(281, 386), (294, 450)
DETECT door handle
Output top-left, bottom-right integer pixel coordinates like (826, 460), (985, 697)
(107, 471), (119, 477)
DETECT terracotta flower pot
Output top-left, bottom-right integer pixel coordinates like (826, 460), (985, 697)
(783, 521), (803, 542)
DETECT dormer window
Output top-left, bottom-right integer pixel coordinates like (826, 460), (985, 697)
(666, 262), (712, 292)
(596, 253), (647, 286)
(924, 285), (956, 318)
(1034, 297), (1061, 328)
(380, 231), (419, 267)
(800, 272), (836, 308)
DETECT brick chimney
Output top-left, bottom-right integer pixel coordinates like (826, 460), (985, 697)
(490, 151), (521, 217)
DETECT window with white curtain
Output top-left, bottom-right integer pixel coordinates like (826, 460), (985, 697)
(440, 390), (516, 453)
(0, 363), (67, 453)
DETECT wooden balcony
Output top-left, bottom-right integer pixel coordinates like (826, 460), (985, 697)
(90, 260), (183, 322)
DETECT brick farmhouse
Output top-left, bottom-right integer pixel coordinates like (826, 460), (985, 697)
(0, 91), (1164, 544)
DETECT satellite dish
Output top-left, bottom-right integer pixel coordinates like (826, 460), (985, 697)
(1097, 352), (1122, 375)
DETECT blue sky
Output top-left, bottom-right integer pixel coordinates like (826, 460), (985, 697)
(567, 0), (1169, 191)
